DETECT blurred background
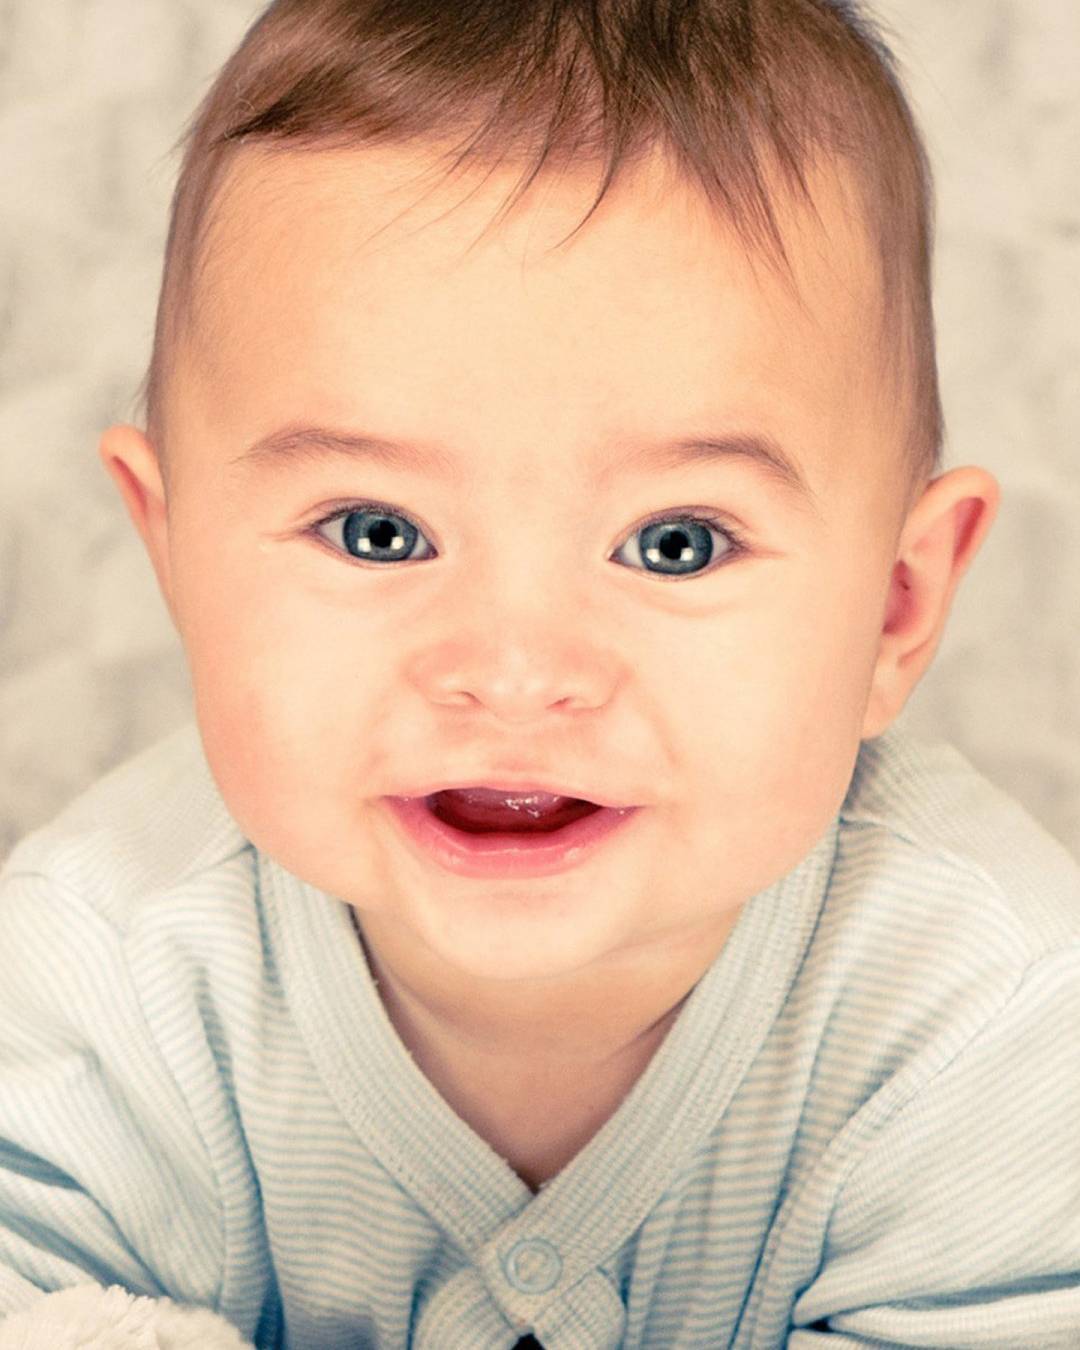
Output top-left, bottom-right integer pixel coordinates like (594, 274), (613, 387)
(0, 0), (1077, 865)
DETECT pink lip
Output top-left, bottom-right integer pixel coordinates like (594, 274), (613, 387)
(382, 795), (642, 879)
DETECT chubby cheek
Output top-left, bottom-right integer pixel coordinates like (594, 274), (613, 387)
(674, 578), (879, 881)
(174, 548), (382, 868)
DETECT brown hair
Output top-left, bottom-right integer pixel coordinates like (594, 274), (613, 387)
(135, 0), (943, 508)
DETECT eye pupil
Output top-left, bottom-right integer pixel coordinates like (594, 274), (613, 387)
(658, 528), (690, 559)
(368, 518), (399, 548)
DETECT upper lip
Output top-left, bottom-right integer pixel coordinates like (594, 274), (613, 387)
(387, 778), (640, 810)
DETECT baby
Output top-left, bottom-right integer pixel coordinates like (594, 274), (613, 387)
(2, 1), (1078, 1347)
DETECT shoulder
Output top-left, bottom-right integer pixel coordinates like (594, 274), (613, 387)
(786, 725), (1080, 1102)
(834, 721), (1080, 964)
(0, 719), (251, 935)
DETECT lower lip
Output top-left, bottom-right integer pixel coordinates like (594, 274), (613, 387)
(382, 796), (642, 879)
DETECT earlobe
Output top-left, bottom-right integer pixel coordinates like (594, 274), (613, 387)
(97, 423), (176, 623)
(861, 466), (1002, 740)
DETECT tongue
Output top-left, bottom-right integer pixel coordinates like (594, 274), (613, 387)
(429, 788), (601, 834)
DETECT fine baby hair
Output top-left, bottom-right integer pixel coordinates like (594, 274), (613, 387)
(141, 0), (941, 512)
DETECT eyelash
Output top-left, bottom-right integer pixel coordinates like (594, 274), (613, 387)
(304, 500), (749, 581)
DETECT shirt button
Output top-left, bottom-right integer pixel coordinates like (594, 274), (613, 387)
(502, 1237), (563, 1294)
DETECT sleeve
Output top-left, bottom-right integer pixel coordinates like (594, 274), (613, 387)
(788, 947), (1080, 1348)
(0, 868), (247, 1343)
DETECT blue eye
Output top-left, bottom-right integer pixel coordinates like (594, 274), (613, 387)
(620, 512), (746, 579)
(308, 503), (747, 580)
(315, 506), (434, 565)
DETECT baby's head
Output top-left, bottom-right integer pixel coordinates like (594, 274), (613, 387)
(101, 1), (998, 1008)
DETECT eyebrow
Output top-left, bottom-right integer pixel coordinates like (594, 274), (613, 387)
(230, 422), (819, 512)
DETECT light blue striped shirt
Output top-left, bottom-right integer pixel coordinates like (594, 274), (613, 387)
(1, 720), (1078, 1348)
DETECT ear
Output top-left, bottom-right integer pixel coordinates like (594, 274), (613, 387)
(861, 466), (1002, 741)
(97, 423), (177, 628)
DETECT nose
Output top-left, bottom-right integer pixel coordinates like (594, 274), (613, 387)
(409, 618), (620, 723)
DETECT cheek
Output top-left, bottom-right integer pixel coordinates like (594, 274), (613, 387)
(187, 642), (302, 857)
(677, 571), (879, 835)
(171, 541), (358, 850)
(679, 567), (869, 722)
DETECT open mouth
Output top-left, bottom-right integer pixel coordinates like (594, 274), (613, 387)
(425, 790), (604, 835)
(382, 792), (641, 878)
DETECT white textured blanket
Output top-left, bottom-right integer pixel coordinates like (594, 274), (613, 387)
(0, 1285), (254, 1349)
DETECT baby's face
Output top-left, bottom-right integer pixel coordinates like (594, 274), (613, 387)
(149, 145), (906, 990)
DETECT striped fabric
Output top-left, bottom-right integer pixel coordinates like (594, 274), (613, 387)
(0, 720), (1078, 1349)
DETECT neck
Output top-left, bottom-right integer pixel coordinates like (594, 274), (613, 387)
(351, 907), (725, 1070)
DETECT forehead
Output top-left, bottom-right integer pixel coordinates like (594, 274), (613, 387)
(181, 142), (892, 501)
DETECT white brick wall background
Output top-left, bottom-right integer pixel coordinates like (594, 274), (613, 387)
(0, 1), (1077, 864)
